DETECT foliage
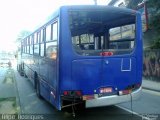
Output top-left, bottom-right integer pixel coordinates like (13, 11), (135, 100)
(125, 0), (160, 49)
(16, 31), (31, 43)
(93, 0), (97, 5)
(147, 0), (160, 32)
(147, 0), (160, 49)
(125, 0), (143, 9)
(150, 37), (160, 49)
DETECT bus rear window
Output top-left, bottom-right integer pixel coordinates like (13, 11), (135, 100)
(69, 9), (136, 56)
(109, 24), (135, 49)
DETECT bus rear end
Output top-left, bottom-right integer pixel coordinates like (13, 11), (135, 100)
(60, 6), (142, 109)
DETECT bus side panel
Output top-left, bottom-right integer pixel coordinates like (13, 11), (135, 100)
(23, 54), (35, 83)
(48, 15), (61, 110)
(39, 46), (59, 108)
(59, 7), (73, 92)
(48, 58), (58, 107)
(39, 58), (49, 84)
(136, 12), (143, 85)
(40, 80), (50, 101)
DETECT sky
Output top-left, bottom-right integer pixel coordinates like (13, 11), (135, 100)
(0, 0), (110, 52)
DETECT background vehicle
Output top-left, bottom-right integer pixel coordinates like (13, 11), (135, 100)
(17, 5), (143, 110)
(0, 53), (14, 67)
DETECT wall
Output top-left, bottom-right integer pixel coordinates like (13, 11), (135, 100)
(143, 49), (160, 80)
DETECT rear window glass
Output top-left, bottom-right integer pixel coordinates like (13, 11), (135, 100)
(69, 9), (136, 56)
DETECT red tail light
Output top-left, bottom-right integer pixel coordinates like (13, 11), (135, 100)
(135, 83), (141, 88)
(75, 91), (82, 96)
(100, 52), (113, 56)
(63, 90), (82, 96)
(63, 91), (69, 96)
(119, 89), (132, 95)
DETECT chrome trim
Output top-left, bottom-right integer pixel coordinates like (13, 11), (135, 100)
(86, 87), (142, 108)
(121, 58), (132, 72)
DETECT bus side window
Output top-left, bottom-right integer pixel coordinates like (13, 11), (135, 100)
(34, 33), (40, 55)
(30, 36), (33, 54)
(45, 21), (58, 59)
(46, 42), (57, 59)
(46, 25), (51, 41)
(40, 29), (45, 57)
(109, 24), (135, 50)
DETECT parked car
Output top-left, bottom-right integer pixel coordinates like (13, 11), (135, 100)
(0, 58), (11, 67)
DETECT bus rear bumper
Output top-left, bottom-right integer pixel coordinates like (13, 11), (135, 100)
(86, 87), (142, 108)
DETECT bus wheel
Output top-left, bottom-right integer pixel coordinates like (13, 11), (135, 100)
(24, 72), (27, 78)
(19, 64), (24, 76)
(17, 64), (19, 72)
(35, 76), (42, 99)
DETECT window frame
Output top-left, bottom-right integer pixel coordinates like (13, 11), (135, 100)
(45, 20), (58, 59)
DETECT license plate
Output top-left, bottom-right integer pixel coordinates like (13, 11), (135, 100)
(100, 87), (112, 93)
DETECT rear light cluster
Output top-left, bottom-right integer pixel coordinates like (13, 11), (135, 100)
(119, 89), (132, 95)
(63, 90), (82, 97)
(100, 51), (113, 56)
(119, 83), (141, 95)
(135, 83), (141, 88)
(130, 83), (141, 90)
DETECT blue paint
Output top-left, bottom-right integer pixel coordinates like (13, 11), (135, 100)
(19, 6), (143, 110)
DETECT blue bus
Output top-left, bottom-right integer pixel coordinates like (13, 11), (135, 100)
(17, 5), (143, 110)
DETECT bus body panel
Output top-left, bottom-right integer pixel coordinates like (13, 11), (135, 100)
(71, 57), (137, 95)
(102, 57), (137, 90)
(59, 7), (73, 91)
(19, 6), (143, 110)
(59, 6), (142, 109)
(71, 59), (102, 94)
(39, 49), (59, 108)
(135, 12), (143, 86)
(86, 87), (142, 108)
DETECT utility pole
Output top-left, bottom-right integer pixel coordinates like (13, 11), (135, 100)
(94, 0), (97, 5)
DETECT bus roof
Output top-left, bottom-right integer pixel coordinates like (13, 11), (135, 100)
(60, 5), (137, 14)
(22, 5), (138, 40)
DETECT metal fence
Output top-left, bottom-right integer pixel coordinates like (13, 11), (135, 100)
(143, 49), (160, 80)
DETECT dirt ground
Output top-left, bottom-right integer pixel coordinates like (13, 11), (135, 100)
(0, 68), (19, 114)
(0, 98), (17, 114)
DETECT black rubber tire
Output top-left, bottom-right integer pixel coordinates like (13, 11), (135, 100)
(35, 75), (42, 99)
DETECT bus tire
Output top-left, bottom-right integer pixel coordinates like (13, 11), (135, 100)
(34, 73), (37, 89)
(19, 64), (24, 76)
(24, 72), (27, 78)
(35, 74), (42, 99)
(17, 64), (19, 72)
(36, 79), (42, 99)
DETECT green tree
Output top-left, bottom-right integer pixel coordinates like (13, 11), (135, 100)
(147, 0), (160, 49)
(93, 0), (97, 5)
(16, 31), (31, 43)
(16, 31), (31, 52)
(125, 0), (160, 49)
(125, 0), (143, 9)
